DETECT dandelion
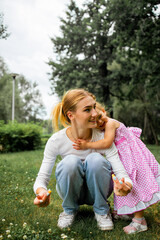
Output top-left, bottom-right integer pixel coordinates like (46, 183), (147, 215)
(7, 235), (11, 239)
(6, 230), (10, 235)
(23, 222), (27, 227)
(2, 219), (5, 222)
(47, 229), (51, 233)
(23, 235), (27, 239)
(61, 233), (68, 239)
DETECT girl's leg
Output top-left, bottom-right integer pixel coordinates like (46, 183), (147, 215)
(55, 155), (84, 214)
(134, 210), (144, 219)
(84, 152), (113, 215)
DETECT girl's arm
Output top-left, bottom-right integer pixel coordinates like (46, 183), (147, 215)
(73, 119), (117, 150)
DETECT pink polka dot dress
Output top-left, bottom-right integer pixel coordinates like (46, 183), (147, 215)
(114, 121), (160, 215)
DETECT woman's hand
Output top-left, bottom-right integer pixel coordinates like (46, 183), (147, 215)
(73, 139), (88, 150)
(34, 188), (51, 207)
(112, 175), (132, 196)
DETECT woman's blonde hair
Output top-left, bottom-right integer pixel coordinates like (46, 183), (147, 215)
(52, 89), (96, 131)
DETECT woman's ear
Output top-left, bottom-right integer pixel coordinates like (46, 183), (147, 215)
(66, 111), (74, 121)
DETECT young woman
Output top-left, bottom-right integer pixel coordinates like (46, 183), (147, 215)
(73, 102), (160, 234)
(33, 89), (132, 231)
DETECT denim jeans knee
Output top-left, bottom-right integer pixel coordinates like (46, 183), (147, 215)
(85, 152), (112, 171)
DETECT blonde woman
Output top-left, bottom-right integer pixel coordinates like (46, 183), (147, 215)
(33, 89), (132, 230)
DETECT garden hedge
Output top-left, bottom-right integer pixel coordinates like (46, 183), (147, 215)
(0, 121), (42, 152)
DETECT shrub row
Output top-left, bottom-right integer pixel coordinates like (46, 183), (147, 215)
(0, 121), (42, 153)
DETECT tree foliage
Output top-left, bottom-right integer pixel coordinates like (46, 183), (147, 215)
(0, 13), (10, 39)
(48, 0), (160, 144)
(108, 0), (160, 144)
(0, 57), (46, 122)
(49, 0), (115, 107)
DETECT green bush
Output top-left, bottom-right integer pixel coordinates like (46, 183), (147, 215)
(0, 121), (42, 152)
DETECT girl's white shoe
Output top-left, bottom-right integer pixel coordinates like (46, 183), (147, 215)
(123, 218), (148, 234)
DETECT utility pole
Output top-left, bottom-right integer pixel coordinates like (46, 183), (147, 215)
(10, 73), (19, 122)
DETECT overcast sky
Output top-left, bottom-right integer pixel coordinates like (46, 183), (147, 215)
(0, 0), (85, 119)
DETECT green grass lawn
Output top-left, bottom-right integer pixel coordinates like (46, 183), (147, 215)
(0, 145), (160, 240)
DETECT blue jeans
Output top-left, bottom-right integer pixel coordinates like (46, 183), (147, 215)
(55, 152), (113, 215)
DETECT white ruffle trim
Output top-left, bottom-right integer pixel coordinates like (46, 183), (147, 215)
(116, 164), (160, 215)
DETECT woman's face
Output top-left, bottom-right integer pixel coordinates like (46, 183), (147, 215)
(96, 110), (106, 131)
(70, 96), (98, 129)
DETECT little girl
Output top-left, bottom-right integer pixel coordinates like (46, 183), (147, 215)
(73, 103), (160, 234)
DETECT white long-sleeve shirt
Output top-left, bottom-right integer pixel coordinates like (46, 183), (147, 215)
(33, 128), (132, 193)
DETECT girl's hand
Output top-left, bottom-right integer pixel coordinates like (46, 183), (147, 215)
(112, 175), (132, 196)
(34, 188), (51, 207)
(73, 139), (88, 150)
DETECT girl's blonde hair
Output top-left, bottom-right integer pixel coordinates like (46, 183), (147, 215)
(52, 89), (96, 131)
(96, 102), (105, 111)
(96, 102), (110, 116)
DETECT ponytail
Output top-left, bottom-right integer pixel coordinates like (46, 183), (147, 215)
(51, 102), (70, 131)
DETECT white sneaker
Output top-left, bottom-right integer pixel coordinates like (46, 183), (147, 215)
(95, 212), (114, 230)
(57, 211), (76, 229)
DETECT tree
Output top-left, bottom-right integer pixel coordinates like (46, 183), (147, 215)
(0, 13), (10, 39)
(0, 57), (46, 122)
(49, 0), (160, 143)
(108, 0), (160, 143)
(49, 0), (116, 110)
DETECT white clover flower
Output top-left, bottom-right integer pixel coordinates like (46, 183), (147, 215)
(23, 222), (27, 227)
(35, 234), (39, 239)
(0, 235), (3, 239)
(21, 200), (24, 203)
(32, 230), (36, 234)
(2, 219), (5, 222)
(7, 235), (11, 238)
(6, 230), (10, 235)
(36, 222), (39, 225)
(47, 229), (51, 233)
(9, 223), (13, 226)
(23, 235), (27, 239)
(61, 233), (68, 239)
